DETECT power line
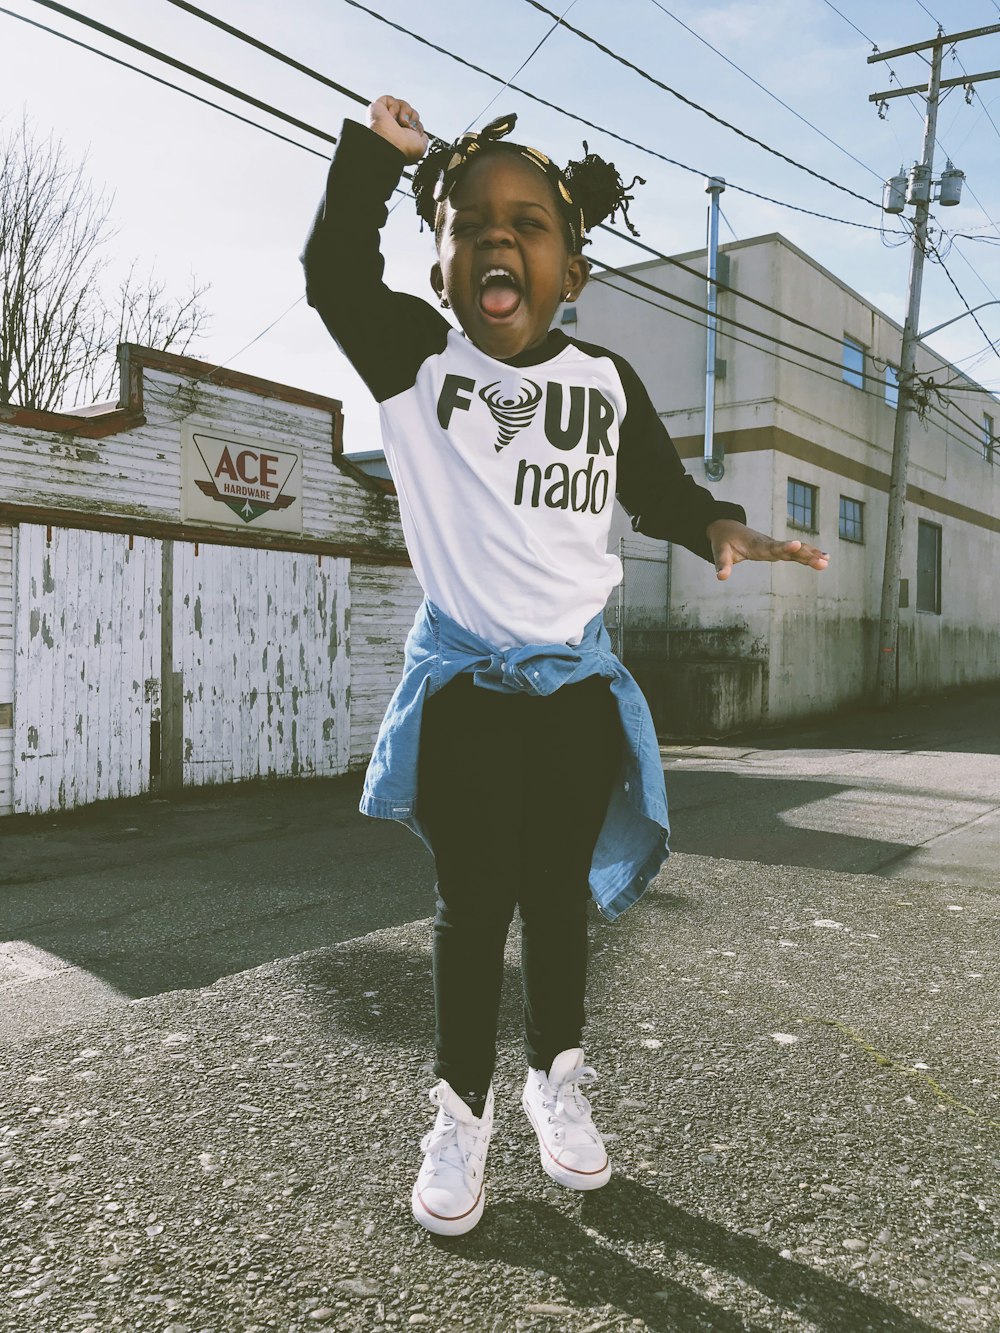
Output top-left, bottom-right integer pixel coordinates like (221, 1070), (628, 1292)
(26, 0), (345, 142)
(586, 257), (885, 398)
(12, 0), (870, 381)
(460, 0), (577, 132)
(819, 0), (874, 46)
(520, 0), (885, 210)
(157, 0), (361, 108)
(719, 206), (738, 243)
(335, 0), (894, 232)
(819, 3), (1000, 369)
(873, 22), (1000, 295)
(588, 251), (923, 382)
(0, 4), (331, 159)
(927, 240), (1000, 363)
(646, 0), (884, 182)
(596, 224), (857, 352)
(602, 223), (996, 405)
(589, 256), (996, 459)
(912, 0), (941, 25)
(13, 0), (995, 425)
(384, 0), (577, 218)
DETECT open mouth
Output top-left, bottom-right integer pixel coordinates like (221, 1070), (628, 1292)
(478, 267), (523, 319)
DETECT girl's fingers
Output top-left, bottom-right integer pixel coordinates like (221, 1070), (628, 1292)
(396, 101), (421, 130)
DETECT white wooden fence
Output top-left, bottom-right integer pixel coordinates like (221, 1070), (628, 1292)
(171, 542), (351, 786)
(0, 524), (421, 817)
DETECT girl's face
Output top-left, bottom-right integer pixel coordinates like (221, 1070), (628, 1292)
(431, 153), (589, 361)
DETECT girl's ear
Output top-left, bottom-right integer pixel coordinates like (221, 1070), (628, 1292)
(563, 255), (591, 302)
(430, 261), (445, 301)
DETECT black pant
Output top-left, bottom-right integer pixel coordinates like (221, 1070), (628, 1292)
(417, 673), (621, 1098)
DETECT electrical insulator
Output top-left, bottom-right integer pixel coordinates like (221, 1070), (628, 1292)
(906, 163), (931, 204)
(883, 167), (907, 214)
(938, 160), (965, 206)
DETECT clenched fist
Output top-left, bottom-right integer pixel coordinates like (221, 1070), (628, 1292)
(368, 95), (429, 163)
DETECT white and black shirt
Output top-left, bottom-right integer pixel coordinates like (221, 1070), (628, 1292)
(303, 120), (746, 649)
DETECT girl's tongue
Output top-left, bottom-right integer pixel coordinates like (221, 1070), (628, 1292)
(480, 276), (522, 317)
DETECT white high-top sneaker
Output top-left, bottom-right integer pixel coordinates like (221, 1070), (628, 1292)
(411, 1080), (494, 1236)
(522, 1048), (611, 1190)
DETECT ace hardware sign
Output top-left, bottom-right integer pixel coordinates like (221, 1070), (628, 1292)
(181, 425), (303, 533)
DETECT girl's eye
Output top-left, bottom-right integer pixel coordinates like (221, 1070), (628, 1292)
(518, 218), (544, 229)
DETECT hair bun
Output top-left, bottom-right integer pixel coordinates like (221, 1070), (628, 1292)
(563, 143), (645, 238)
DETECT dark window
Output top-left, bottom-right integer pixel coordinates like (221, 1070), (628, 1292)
(843, 336), (865, 389)
(839, 496), (864, 543)
(787, 478), (818, 531)
(983, 413), (995, 463)
(884, 364), (899, 409)
(916, 520), (942, 614)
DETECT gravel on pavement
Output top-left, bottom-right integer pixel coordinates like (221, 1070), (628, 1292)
(1, 852), (996, 1332)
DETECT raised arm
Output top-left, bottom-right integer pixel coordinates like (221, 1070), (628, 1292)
(301, 97), (450, 403)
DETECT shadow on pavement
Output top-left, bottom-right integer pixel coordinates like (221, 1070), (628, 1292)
(584, 1178), (941, 1332)
(665, 772), (919, 875)
(446, 1187), (940, 1333)
(705, 685), (1000, 758)
(3, 685), (996, 1018)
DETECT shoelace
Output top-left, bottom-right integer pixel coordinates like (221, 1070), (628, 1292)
(421, 1088), (488, 1172)
(542, 1065), (599, 1128)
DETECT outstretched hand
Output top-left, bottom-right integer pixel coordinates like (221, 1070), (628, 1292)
(368, 95), (429, 163)
(706, 519), (829, 581)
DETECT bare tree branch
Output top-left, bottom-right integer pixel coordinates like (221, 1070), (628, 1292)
(0, 113), (209, 411)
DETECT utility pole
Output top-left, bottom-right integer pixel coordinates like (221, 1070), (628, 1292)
(869, 21), (1000, 707)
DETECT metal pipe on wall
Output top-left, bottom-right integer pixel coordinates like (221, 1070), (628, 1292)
(704, 176), (726, 482)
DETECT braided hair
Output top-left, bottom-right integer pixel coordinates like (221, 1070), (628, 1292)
(411, 115), (644, 253)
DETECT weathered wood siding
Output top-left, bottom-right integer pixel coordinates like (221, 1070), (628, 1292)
(0, 352), (417, 815)
(0, 365), (402, 556)
(0, 526), (15, 816)
(172, 543), (351, 785)
(14, 525), (160, 814)
(348, 564), (423, 769)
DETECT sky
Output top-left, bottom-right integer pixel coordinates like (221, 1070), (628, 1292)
(3, 0), (1000, 452)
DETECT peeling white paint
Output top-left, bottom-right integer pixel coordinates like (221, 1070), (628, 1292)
(174, 543), (351, 785)
(13, 524), (160, 814)
(0, 525), (16, 816)
(1, 360), (419, 815)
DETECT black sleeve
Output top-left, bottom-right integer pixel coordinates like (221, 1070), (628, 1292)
(300, 119), (450, 403)
(611, 353), (747, 563)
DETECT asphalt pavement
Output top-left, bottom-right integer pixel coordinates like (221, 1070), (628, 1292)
(1, 685), (998, 1331)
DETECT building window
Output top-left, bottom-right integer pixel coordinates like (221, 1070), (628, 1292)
(916, 520), (942, 614)
(843, 336), (865, 389)
(983, 413), (995, 463)
(885, 364), (899, 409)
(787, 478), (818, 532)
(839, 496), (864, 543)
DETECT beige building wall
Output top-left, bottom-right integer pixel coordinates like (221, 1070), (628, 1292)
(585, 233), (999, 730)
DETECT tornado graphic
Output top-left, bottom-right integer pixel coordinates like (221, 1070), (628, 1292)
(478, 379), (543, 453)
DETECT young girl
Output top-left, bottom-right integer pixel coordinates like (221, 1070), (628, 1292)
(302, 95), (827, 1237)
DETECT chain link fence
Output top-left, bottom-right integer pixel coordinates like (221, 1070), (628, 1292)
(605, 536), (671, 663)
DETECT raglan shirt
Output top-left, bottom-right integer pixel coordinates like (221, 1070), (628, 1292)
(302, 119), (746, 650)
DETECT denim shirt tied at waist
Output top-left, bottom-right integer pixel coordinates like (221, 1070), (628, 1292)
(360, 600), (670, 922)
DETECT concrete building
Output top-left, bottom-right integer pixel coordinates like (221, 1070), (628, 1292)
(0, 345), (422, 817)
(578, 232), (1000, 734)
